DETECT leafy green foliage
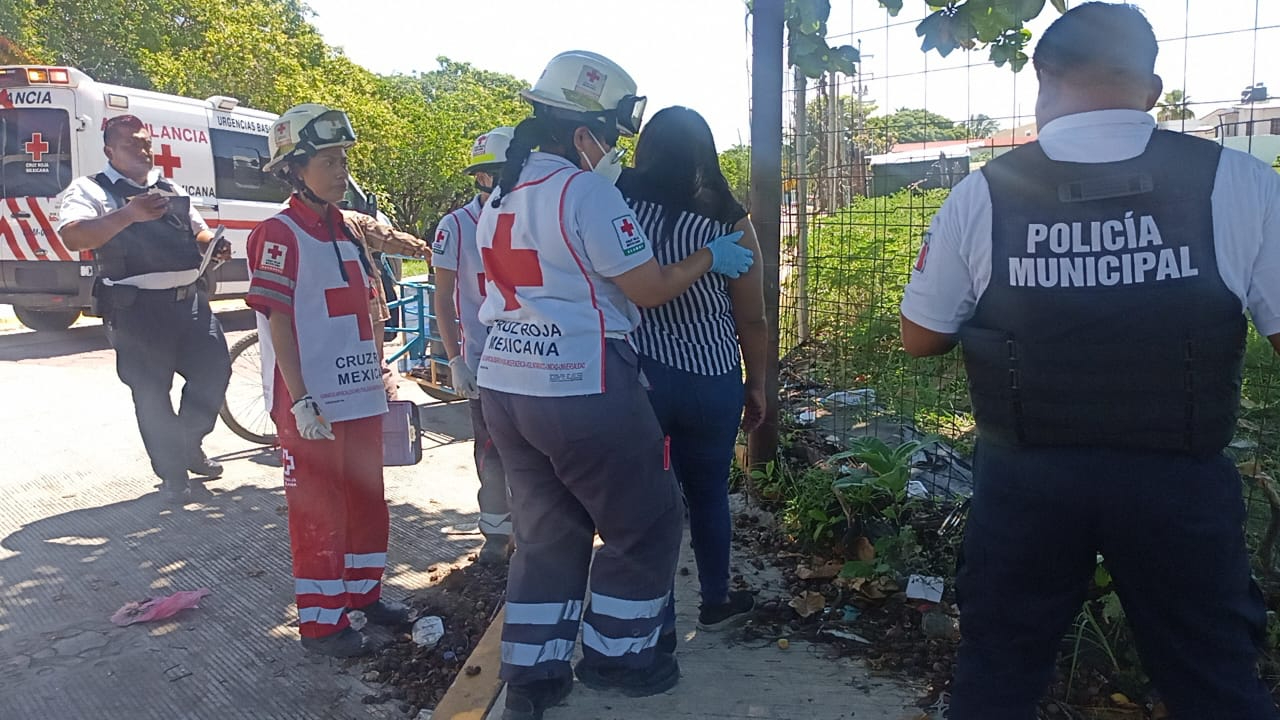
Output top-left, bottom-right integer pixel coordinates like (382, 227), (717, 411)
(867, 107), (967, 144)
(748, 0), (860, 78)
(1156, 89), (1195, 122)
(877, 0), (1066, 72)
(719, 144), (753, 210)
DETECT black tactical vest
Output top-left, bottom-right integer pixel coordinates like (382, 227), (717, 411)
(962, 130), (1246, 457)
(89, 173), (202, 280)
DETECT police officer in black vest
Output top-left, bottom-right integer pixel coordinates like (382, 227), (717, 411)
(900, 3), (1280, 718)
(57, 115), (232, 504)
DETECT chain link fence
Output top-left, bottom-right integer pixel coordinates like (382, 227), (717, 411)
(768, 0), (1280, 561)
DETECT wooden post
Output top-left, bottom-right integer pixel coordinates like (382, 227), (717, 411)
(747, 0), (784, 469)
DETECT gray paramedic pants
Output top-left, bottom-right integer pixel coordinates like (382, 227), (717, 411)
(481, 340), (683, 684)
(470, 397), (512, 538)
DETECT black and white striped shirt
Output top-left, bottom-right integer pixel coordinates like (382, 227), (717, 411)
(625, 197), (743, 376)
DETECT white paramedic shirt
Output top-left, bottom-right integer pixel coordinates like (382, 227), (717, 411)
(430, 195), (487, 370)
(475, 152), (653, 397)
(900, 109), (1280, 338)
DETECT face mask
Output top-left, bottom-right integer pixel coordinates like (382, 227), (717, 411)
(586, 132), (624, 185)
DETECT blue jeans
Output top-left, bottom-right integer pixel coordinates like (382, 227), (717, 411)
(641, 356), (744, 606)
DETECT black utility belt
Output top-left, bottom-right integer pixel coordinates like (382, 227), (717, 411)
(93, 280), (201, 314)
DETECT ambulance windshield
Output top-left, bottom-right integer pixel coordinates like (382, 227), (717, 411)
(0, 108), (73, 198)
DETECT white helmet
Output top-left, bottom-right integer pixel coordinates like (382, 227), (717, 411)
(464, 126), (515, 174)
(522, 50), (647, 136)
(264, 103), (357, 174)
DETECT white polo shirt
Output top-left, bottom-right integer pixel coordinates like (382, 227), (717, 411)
(56, 164), (208, 235)
(901, 109), (1280, 337)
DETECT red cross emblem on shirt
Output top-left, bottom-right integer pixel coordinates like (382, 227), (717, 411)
(481, 213), (542, 311)
(152, 143), (182, 178)
(619, 218), (636, 237)
(266, 245), (283, 262)
(324, 260), (374, 341)
(24, 133), (49, 162)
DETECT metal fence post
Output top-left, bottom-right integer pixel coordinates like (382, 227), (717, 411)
(748, 0), (784, 468)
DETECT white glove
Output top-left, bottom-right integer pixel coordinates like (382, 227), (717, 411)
(291, 395), (335, 440)
(449, 357), (479, 399)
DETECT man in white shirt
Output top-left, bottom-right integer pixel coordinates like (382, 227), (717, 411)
(900, 4), (1280, 718)
(57, 114), (231, 505)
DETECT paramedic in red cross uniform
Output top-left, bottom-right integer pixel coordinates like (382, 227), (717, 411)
(433, 126), (516, 564)
(900, 4), (1280, 718)
(475, 51), (754, 720)
(245, 104), (408, 658)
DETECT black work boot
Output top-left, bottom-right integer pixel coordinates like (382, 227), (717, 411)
(355, 599), (412, 626)
(573, 652), (680, 697)
(478, 535), (511, 564)
(187, 454), (224, 480)
(300, 627), (369, 657)
(159, 478), (191, 505)
(697, 590), (756, 631)
(502, 675), (573, 720)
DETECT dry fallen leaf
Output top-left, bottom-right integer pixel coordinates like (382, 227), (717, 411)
(796, 561), (843, 580)
(789, 591), (826, 618)
(855, 536), (876, 562)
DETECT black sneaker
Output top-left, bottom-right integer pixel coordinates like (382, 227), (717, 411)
(573, 652), (680, 697)
(697, 590), (755, 631)
(355, 599), (411, 626)
(160, 481), (190, 505)
(300, 627), (369, 657)
(502, 675), (573, 720)
(187, 456), (223, 480)
(657, 631), (677, 655)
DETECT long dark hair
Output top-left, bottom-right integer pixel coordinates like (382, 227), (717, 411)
(630, 106), (738, 244)
(491, 105), (614, 208)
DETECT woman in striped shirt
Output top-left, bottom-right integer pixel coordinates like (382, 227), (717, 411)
(618, 106), (768, 630)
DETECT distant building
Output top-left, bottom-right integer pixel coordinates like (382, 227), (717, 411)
(1175, 83), (1280, 165)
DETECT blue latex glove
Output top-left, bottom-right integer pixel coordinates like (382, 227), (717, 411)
(707, 231), (753, 278)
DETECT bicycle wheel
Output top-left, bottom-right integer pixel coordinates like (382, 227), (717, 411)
(220, 332), (278, 446)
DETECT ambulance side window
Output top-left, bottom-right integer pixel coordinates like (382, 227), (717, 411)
(209, 128), (290, 203)
(0, 109), (74, 198)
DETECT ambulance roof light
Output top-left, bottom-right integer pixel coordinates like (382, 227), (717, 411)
(26, 68), (48, 84)
(48, 68), (70, 84)
(208, 96), (239, 111)
(106, 93), (129, 110)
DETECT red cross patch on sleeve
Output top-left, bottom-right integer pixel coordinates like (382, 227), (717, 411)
(262, 242), (288, 272)
(432, 226), (450, 255)
(613, 215), (646, 257)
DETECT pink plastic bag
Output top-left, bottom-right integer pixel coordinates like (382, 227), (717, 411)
(110, 588), (212, 626)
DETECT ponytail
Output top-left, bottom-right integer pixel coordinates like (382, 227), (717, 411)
(491, 117), (546, 209)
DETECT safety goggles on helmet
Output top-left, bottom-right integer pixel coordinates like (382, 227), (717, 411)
(616, 95), (647, 136)
(298, 110), (357, 150)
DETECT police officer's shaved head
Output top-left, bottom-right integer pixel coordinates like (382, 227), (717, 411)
(1034, 2), (1157, 81)
(1032, 2), (1163, 128)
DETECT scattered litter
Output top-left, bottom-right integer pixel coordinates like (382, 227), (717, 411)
(348, 610), (368, 631)
(110, 588), (211, 626)
(906, 575), (945, 603)
(1231, 437), (1259, 450)
(907, 480), (930, 499)
(412, 615), (445, 648)
(821, 628), (871, 644)
(822, 389), (876, 407)
(841, 605), (862, 622)
(777, 638), (790, 650)
(442, 651), (457, 662)
(796, 409), (818, 425)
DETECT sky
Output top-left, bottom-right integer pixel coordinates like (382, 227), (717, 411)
(303, 0), (1280, 151)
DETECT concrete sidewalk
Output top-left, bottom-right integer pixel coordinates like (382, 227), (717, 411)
(485, 529), (922, 720)
(0, 321), (487, 720)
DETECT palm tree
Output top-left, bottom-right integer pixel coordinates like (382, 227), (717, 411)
(965, 114), (1001, 139)
(1157, 90), (1195, 122)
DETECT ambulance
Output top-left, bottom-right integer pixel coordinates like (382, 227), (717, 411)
(0, 65), (382, 331)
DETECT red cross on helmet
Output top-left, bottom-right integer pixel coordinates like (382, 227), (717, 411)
(464, 126), (515, 174)
(522, 51), (647, 136)
(264, 103), (357, 174)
